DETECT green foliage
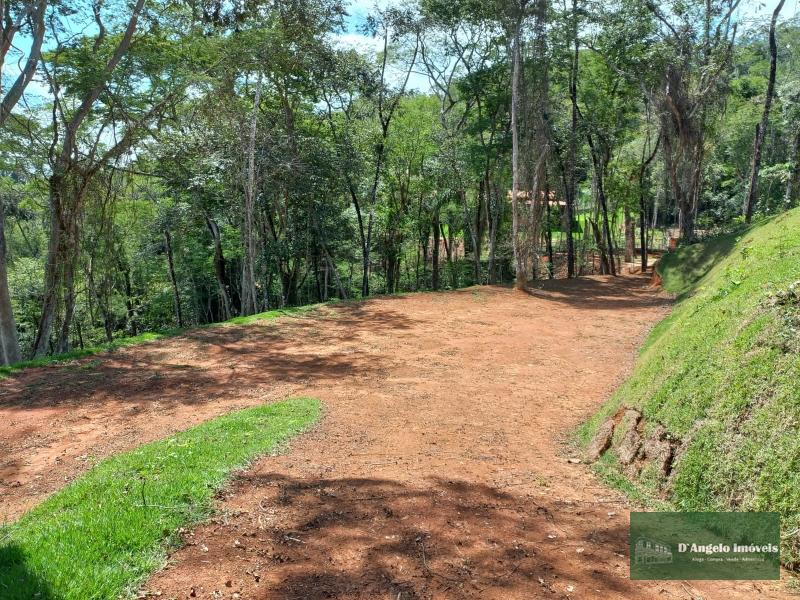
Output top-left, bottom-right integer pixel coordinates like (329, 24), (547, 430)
(580, 209), (800, 566)
(0, 398), (321, 600)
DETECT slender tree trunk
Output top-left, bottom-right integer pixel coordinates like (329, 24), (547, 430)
(431, 212), (440, 291)
(322, 246), (346, 299)
(544, 178), (554, 278)
(510, 13), (527, 290)
(441, 223), (456, 288)
(363, 211), (373, 296)
(744, 0), (785, 222)
(164, 229), (184, 328)
(281, 264), (299, 306)
(241, 75), (262, 316)
(587, 138), (616, 276)
(85, 257), (114, 344)
(564, 0), (579, 278)
(786, 128), (800, 206)
(639, 130), (660, 271)
(624, 206), (634, 264)
(206, 217), (231, 320)
(476, 180), (485, 280)
(461, 188), (481, 284)
(322, 256), (329, 301)
(639, 192), (649, 271)
(0, 202), (21, 365)
(118, 258), (138, 336)
(487, 175), (500, 284)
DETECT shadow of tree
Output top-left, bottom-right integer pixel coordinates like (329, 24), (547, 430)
(0, 543), (53, 599)
(656, 233), (739, 299)
(152, 474), (641, 599)
(520, 275), (670, 311)
(0, 306), (416, 410)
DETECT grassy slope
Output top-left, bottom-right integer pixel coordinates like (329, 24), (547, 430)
(579, 209), (800, 565)
(0, 305), (318, 380)
(0, 398), (321, 600)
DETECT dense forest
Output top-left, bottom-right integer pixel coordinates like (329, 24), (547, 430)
(1, 0), (799, 363)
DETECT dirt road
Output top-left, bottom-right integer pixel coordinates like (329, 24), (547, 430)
(0, 276), (790, 598)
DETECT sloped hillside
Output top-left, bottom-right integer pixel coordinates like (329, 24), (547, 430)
(580, 209), (800, 567)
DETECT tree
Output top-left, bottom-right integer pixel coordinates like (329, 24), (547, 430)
(0, 0), (49, 364)
(509, 0), (527, 290)
(743, 0), (786, 222)
(0, 191), (20, 363)
(32, 0), (198, 356)
(0, 0), (48, 126)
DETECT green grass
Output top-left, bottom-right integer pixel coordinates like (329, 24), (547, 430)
(656, 230), (741, 297)
(0, 397), (321, 599)
(577, 209), (800, 567)
(0, 332), (168, 379)
(0, 305), (319, 380)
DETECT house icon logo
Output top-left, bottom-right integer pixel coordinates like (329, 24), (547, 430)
(634, 537), (674, 565)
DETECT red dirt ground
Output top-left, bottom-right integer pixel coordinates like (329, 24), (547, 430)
(0, 276), (792, 599)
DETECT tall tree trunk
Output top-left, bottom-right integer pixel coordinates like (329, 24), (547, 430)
(281, 264), (299, 306)
(431, 212), (440, 291)
(786, 128), (800, 206)
(241, 75), (262, 316)
(587, 137), (616, 276)
(33, 173), (83, 357)
(487, 175), (500, 284)
(363, 211), (373, 296)
(602, 194), (617, 277)
(461, 188), (481, 284)
(118, 257), (138, 336)
(476, 180), (486, 280)
(322, 245), (347, 300)
(639, 130), (661, 271)
(624, 206), (634, 264)
(206, 216), (232, 320)
(441, 223), (456, 288)
(85, 256), (114, 344)
(564, 0), (579, 278)
(56, 229), (79, 354)
(510, 12), (527, 290)
(744, 0), (785, 222)
(0, 201), (21, 365)
(164, 229), (184, 328)
(545, 182), (554, 278)
(386, 244), (398, 294)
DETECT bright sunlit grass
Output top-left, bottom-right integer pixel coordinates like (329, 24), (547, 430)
(578, 208), (800, 566)
(0, 397), (321, 599)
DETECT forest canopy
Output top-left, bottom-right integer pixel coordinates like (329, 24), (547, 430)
(1, 0), (798, 363)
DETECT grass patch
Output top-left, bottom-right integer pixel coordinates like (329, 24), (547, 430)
(223, 304), (317, 326)
(579, 209), (800, 567)
(0, 332), (168, 379)
(1, 304), (320, 380)
(656, 229), (741, 297)
(0, 397), (321, 599)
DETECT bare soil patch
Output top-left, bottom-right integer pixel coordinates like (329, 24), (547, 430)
(0, 276), (790, 598)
